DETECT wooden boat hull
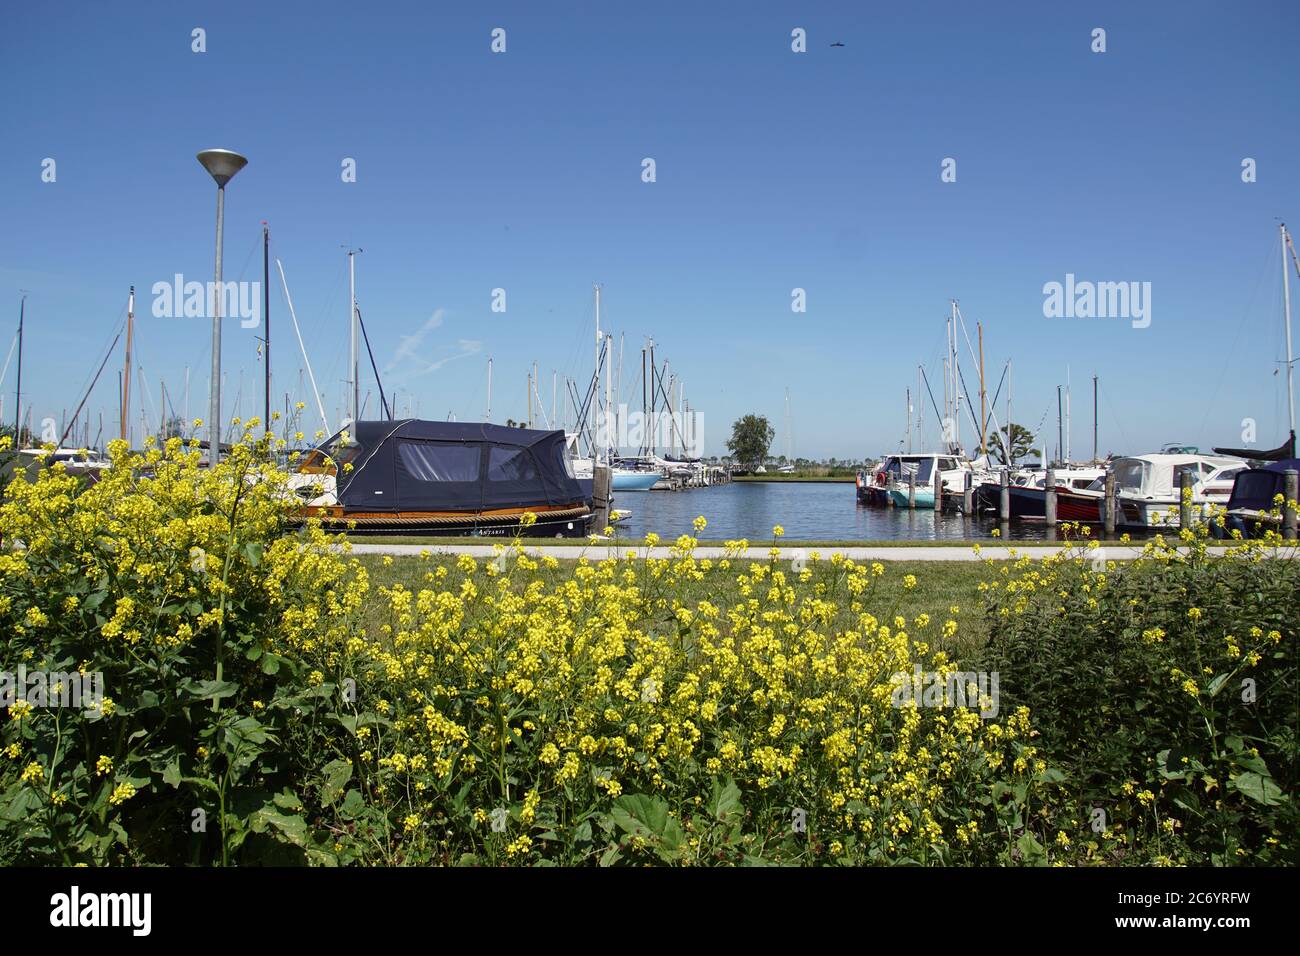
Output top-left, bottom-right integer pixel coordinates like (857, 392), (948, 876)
(295, 503), (594, 537)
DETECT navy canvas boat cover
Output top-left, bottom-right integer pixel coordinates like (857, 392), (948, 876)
(1225, 458), (1300, 512)
(320, 420), (588, 513)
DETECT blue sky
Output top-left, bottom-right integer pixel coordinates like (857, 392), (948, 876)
(2, 0), (1299, 459)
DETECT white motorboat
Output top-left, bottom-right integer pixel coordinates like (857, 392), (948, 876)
(1113, 453), (1245, 527)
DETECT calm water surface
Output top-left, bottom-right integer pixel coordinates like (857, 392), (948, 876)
(613, 481), (1050, 541)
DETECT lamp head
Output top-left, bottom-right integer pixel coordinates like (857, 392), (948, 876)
(196, 149), (248, 187)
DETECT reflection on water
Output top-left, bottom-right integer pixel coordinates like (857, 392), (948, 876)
(614, 481), (1052, 541)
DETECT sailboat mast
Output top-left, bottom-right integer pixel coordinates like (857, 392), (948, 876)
(1056, 385), (1064, 465)
(605, 335), (613, 457)
(122, 287), (134, 444)
(263, 223), (270, 431)
(916, 365), (924, 453)
(1006, 360), (1013, 466)
(978, 322), (986, 456)
(348, 250), (358, 427)
(785, 386), (793, 460)
(12, 294), (24, 442)
(1065, 366), (1072, 464)
(1092, 374), (1099, 463)
(942, 321), (950, 451)
(593, 283), (601, 463)
(486, 357), (492, 422)
(905, 387), (912, 454)
(950, 300), (961, 454)
(1282, 223), (1297, 440)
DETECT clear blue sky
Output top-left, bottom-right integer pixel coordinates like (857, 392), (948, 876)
(3, 0), (1299, 459)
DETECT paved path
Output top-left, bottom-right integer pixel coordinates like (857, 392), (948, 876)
(346, 543), (1164, 561)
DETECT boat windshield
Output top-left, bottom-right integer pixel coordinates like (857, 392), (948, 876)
(1113, 460), (1147, 492)
(900, 458), (934, 482)
(299, 430), (363, 473)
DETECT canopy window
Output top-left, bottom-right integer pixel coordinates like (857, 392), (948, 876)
(488, 446), (540, 482)
(397, 441), (481, 482)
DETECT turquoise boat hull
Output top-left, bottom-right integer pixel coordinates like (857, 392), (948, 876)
(887, 486), (936, 509)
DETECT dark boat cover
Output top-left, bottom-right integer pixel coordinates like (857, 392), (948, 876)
(325, 420), (588, 513)
(1212, 430), (1296, 461)
(1224, 458), (1300, 512)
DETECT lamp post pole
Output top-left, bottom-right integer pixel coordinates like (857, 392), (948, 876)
(196, 149), (248, 465)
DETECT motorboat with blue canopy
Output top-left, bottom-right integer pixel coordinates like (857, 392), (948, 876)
(290, 420), (594, 537)
(1210, 457), (1300, 539)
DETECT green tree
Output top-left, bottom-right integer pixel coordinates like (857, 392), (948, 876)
(987, 423), (1035, 465)
(726, 414), (775, 469)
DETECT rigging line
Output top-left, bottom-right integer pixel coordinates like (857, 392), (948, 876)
(354, 306), (392, 420)
(0, 330), (17, 392)
(135, 363), (160, 436)
(1195, 234), (1280, 439)
(232, 231), (260, 284)
(1100, 388), (1131, 454)
(982, 363), (1010, 436)
(57, 329), (123, 449)
(66, 302), (129, 411)
(954, 363), (983, 441)
(915, 366), (946, 421)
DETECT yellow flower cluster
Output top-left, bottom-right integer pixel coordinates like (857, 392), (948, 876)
(352, 536), (1034, 864)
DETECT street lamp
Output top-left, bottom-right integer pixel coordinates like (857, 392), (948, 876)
(196, 148), (248, 464)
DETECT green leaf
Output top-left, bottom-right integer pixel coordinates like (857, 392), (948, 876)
(707, 776), (742, 822)
(1228, 772), (1282, 806)
(162, 757), (182, 788)
(319, 759), (353, 808)
(610, 794), (670, 838)
(598, 844), (622, 867)
(273, 789), (304, 812)
(251, 807), (309, 847)
(339, 789), (365, 817)
(182, 679), (239, 702)
(1016, 832), (1047, 866)
(1207, 673), (1233, 698)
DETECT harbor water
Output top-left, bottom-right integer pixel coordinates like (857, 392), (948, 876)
(613, 481), (1052, 541)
